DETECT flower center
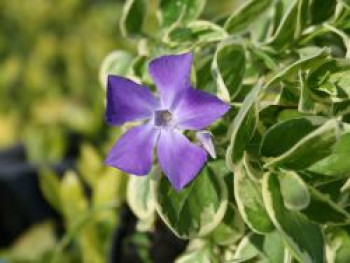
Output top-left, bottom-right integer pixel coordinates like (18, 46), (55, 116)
(154, 110), (173, 127)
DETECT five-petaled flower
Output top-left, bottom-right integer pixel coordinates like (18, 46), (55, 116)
(105, 53), (230, 190)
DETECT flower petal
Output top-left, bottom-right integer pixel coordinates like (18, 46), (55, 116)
(106, 75), (159, 126)
(148, 53), (192, 109)
(105, 124), (159, 175)
(173, 88), (230, 130)
(157, 129), (207, 191)
(196, 131), (216, 158)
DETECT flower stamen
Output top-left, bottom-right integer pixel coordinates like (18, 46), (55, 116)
(154, 110), (173, 127)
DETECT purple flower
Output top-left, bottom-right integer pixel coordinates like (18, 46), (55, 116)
(105, 53), (230, 190)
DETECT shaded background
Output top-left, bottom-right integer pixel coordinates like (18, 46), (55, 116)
(0, 0), (127, 261)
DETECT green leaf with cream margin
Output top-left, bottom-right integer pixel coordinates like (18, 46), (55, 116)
(210, 203), (245, 246)
(234, 164), (274, 234)
(260, 117), (326, 159)
(264, 47), (329, 88)
(262, 172), (326, 263)
(279, 170), (310, 211)
(120, 0), (147, 37)
(212, 41), (245, 102)
(301, 186), (350, 225)
(326, 227), (350, 263)
(299, 70), (317, 114)
(158, 0), (206, 27)
(154, 166), (227, 239)
(234, 231), (287, 263)
(309, 0), (336, 24)
(224, 0), (273, 34)
(226, 84), (260, 168)
(308, 133), (350, 177)
(263, 119), (340, 170)
(164, 21), (227, 45)
(175, 240), (217, 263)
(265, 0), (307, 49)
(99, 50), (134, 87)
(127, 171), (155, 222)
(233, 234), (260, 262)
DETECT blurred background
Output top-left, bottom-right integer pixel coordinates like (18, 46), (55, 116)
(0, 0), (241, 262)
(0, 0), (128, 261)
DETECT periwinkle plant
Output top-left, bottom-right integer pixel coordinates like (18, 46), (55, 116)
(105, 53), (229, 190)
(101, 0), (350, 262)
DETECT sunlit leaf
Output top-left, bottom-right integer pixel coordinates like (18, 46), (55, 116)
(99, 50), (134, 87)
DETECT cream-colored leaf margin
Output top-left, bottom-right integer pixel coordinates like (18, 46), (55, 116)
(152, 166), (228, 239)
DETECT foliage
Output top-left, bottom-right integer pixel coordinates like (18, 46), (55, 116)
(0, 0), (128, 262)
(0, 0), (127, 158)
(2, 0), (350, 262)
(104, 0), (350, 262)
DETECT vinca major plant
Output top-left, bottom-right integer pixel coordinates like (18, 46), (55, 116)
(105, 53), (230, 190)
(8, 1), (348, 261)
(100, 0), (350, 262)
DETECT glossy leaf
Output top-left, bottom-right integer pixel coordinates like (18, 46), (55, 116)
(195, 56), (216, 94)
(155, 166), (227, 239)
(165, 20), (227, 44)
(235, 164), (274, 234)
(158, 0), (206, 27)
(262, 172), (326, 263)
(233, 231), (286, 263)
(299, 71), (317, 114)
(120, 0), (147, 37)
(327, 227), (350, 263)
(267, 0), (307, 49)
(264, 119), (340, 169)
(211, 204), (245, 246)
(310, 0), (336, 24)
(279, 170), (310, 211)
(301, 186), (350, 225)
(244, 152), (264, 181)
(248, 231), (286, 263)
(267, 48), (329, 87)
(233, 234), (260, 262)
(308, 133), (350, 177)
(212, 41), (245, 101)
(260, 117), (325, 158)
(226, 84), (260, 167)
(224, 0), (273, 34)
(175, 240), (217, 263)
